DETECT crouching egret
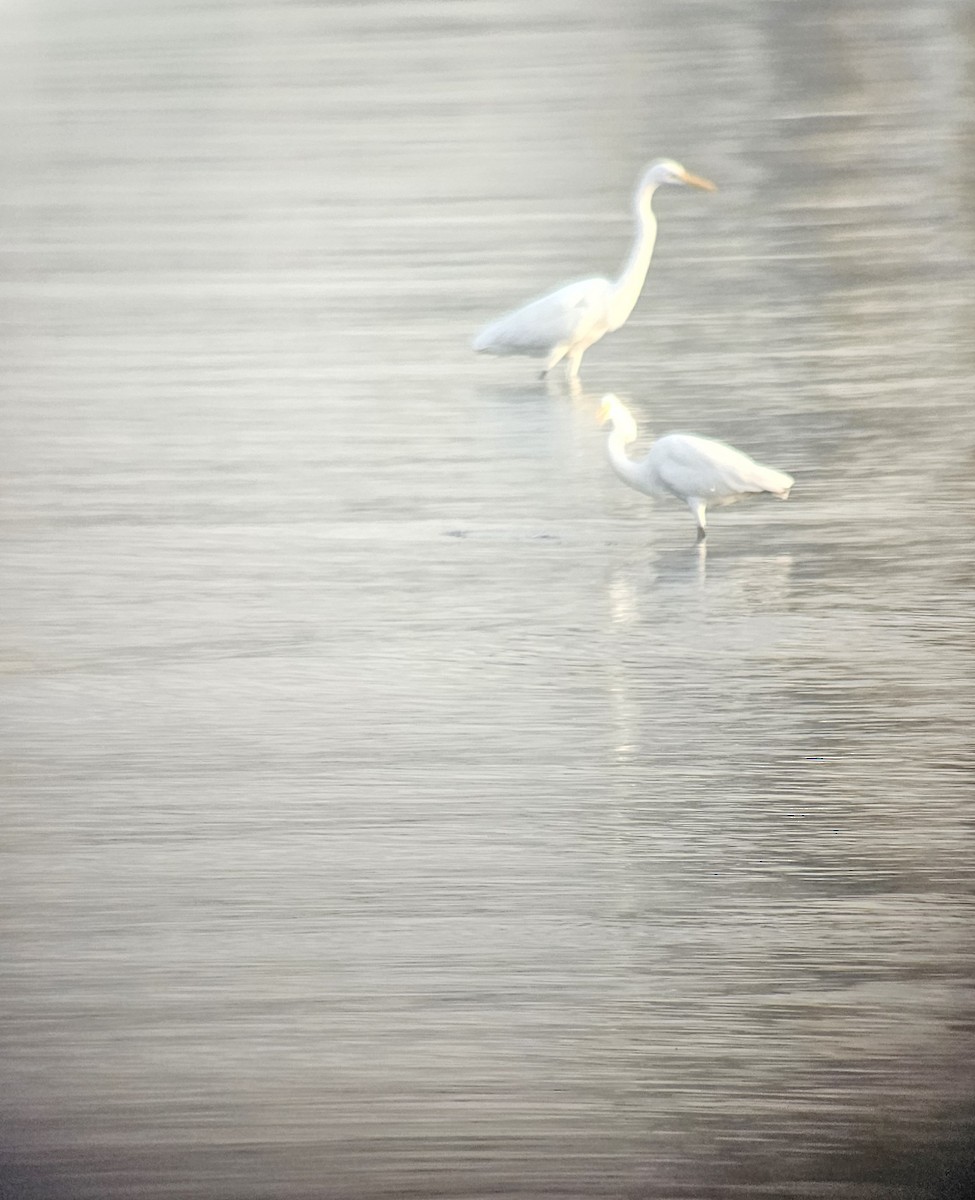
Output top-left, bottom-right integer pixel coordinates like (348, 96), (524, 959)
(598, 394), (794, 541)
(472, 159), (715, 381)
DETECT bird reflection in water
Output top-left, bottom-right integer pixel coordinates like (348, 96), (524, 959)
(604, 549), (795, 769)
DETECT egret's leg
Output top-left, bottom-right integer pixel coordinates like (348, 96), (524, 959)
(565, 350), (583, 380)
(543, 345), (567, 377)
(689, 499), (707, 541)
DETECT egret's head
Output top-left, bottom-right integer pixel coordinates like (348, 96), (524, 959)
(598, 394), (639, 443)
(640, 159), (716, 193)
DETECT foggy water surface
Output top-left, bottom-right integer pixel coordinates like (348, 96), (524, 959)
(2, 2), (974, 1198)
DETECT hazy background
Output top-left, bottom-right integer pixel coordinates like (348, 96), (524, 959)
(2, 1), (974, 1197)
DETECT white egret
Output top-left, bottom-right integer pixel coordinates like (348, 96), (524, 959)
(598, 394), (794, 541)
(472, 159), (715, 381)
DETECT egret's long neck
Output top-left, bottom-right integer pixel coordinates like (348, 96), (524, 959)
(606, 428), (644, 490)
(607, 191), (658, 329)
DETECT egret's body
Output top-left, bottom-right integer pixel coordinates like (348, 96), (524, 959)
(598, 394), (793, 541)
(473, 159), (715, 381)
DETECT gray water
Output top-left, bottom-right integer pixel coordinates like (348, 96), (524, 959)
(2, 2), (974, 1198)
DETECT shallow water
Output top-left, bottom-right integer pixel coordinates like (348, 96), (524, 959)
(2, 2), (974, 1198)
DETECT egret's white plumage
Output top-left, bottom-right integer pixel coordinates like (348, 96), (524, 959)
(598, 394), (794, 541)
(473, 159), (715, 381)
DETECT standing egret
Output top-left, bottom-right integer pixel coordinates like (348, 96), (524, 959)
(598, 394), (794, 541)
(472, 160), (715, 381)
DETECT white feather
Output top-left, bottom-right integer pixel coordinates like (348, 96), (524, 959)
(646, 434), (794, 506)
(472, 277), (611, 359)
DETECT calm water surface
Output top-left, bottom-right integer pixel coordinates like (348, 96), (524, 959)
(2, 2), (974, 1197)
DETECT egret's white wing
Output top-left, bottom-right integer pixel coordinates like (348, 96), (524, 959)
(649, 434), (793, 504)
(473, 277), (612, 357)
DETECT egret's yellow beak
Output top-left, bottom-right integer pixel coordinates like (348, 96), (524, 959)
(682, 170), (716, 192)
(598, 400), (614, 425)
